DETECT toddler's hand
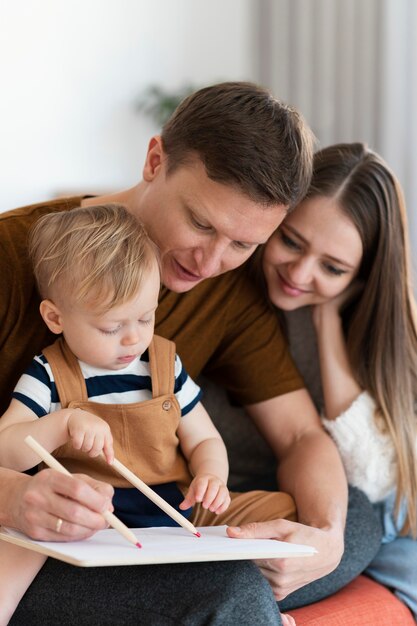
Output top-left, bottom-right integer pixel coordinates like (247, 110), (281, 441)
(67, 409), (114, 464)
(179, 474), (230, 514)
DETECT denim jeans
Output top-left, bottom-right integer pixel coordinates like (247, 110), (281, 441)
(366, 492), (417, 620)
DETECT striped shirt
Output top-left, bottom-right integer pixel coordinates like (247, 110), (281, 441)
(13, 348), (201, 418)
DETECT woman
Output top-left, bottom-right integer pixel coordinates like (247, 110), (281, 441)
(261, 142), (417, 619)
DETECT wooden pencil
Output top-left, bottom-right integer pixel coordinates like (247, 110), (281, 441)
(24, 435), (142, 549)
(109, 456), (201, 537)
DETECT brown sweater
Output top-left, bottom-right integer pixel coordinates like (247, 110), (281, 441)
(0, 197), (303, 414)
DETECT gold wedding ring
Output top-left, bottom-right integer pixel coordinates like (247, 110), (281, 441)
(55, 517), (63, 533)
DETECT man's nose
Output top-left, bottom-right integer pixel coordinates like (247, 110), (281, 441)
(194, 240), (228, 278)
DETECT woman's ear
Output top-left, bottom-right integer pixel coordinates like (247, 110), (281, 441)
(39, 300), (64, 334)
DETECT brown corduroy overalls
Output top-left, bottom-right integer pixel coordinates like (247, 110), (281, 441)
(43, 335), (192, 489)
(43, 336), (297, 527)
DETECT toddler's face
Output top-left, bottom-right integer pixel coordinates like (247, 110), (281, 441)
(59, 260), (160, 370)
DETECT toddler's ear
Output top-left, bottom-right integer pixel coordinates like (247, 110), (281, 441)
(39, 299), (64, 334)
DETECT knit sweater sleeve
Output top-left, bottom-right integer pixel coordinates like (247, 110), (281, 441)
(321, 391), (396, 502)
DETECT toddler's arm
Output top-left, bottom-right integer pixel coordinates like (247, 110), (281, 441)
(0, 399), (114, 471)
(177, 402), (230, 514)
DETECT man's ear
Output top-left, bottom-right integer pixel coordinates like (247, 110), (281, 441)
(39, 300), (64, 335)
(143, 136), (165, 182)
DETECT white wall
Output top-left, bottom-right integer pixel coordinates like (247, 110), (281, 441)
(2, 0), (416, 257)
(0, 0), (255, 211)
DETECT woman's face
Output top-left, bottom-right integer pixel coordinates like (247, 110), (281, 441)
(262, 195), (363, 310)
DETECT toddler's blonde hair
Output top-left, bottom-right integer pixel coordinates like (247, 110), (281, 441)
(29, 203), (160, 310)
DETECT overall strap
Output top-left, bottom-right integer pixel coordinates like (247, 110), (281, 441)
(42, 337), (88, 408)
(148, 335), (176, 398)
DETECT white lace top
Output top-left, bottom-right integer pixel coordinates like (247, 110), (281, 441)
(322, 392), (397, 502)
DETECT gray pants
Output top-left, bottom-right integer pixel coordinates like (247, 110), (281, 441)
(10, 558), (280, 626)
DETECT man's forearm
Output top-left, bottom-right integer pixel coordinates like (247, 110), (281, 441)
(0, 467), (28, 527)
(277, 430), (347, 532)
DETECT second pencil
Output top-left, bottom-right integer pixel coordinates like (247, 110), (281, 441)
(109, 456), (201, 537)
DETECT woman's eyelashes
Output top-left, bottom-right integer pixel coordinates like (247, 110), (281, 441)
(323, 263), (348, 277)
(279, 230), (348, 277)
(279, 230), (302, 251)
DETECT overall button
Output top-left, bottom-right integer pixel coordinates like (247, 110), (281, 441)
(162, 400), (171, 411)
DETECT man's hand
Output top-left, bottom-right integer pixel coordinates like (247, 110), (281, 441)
(227, 518), (344, 600)
(9, 469), (114, 542)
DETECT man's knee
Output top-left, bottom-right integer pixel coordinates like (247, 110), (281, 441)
(185, 560), (280, 626)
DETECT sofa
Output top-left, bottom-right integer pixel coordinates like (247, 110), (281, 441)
(289, 575), (414, 625)
(199, 376), (415, 624)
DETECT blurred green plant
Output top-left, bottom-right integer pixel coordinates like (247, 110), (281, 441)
(135, 84), (196, 127)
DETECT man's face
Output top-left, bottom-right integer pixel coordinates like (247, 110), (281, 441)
(138, 139), (288, 292)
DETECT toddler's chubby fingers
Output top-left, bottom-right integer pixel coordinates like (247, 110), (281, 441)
(81, 431), (96, 455)
(70, 429), (84, 451)
(201, 480), (223, 510)
(102, 433), (114, 465)
(179, 495), (194, 510)
(179, 483), (198, 510)
(209, 488), (231, 514)
(179, 475), (210, 510)
(89, 433), (105, 457)
(191, 476), (210, 504)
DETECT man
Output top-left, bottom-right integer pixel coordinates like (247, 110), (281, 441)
(0, 82), (381, 624)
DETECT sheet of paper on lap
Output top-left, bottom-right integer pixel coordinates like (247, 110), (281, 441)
(0, 525), (316, 567)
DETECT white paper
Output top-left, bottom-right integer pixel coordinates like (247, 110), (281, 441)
(0, 525), (316, 567)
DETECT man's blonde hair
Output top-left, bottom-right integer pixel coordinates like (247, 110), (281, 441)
(29, 203), (160, 309)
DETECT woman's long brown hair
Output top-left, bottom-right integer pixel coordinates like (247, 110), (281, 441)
(305, 143), (417, 535)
